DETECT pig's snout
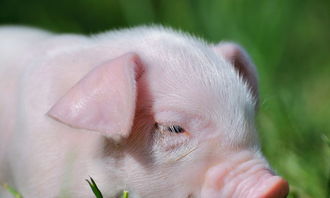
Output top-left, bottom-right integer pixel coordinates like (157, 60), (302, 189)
(201, 153), (289, 198)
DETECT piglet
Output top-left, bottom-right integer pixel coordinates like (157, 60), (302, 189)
(0, 25), (288, 198)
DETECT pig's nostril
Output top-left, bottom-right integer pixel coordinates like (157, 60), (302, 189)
(260, 176), (289, 198)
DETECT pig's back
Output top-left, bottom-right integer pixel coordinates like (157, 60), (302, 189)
(0, 26), (52, 180)
(0, 26), (51, 128)
(0, 27), (101, 197)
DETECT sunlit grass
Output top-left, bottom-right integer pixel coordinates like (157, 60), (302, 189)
(1, 183), (23, 198)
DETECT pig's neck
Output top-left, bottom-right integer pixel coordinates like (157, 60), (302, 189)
(81, 137), (129, 196)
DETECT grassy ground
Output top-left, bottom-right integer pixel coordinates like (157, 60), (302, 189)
(1, 0), (329, 197)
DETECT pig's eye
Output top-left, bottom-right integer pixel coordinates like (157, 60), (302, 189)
(155, 123), (186, 134)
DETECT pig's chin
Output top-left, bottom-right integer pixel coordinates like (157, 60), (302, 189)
(124, 157), (209, 198)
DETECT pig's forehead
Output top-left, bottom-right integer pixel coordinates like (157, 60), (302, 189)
(142, 43), (254, 120)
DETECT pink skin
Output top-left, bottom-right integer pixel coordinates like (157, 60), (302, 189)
(48, 53), (143, 140)
(201, 151), (289, 198)
(48, 51), (288, 197)
(0, 26), (289, 198)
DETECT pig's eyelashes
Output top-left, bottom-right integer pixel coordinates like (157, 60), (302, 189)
(167, 125), (185, 133)
(155, 123), (186, 134)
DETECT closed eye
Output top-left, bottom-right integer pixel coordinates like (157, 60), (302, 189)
(155, 123), (186, 134)
(167, 125), (185, 133)
(153, 122), (192, 152)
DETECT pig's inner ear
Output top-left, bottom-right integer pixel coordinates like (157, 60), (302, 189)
(47, 53), (143, 140)
(212, 42), (259, 100)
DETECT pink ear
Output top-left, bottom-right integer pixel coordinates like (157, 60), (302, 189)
(48, 53), (143, 139)
(212, 42), (258, 99)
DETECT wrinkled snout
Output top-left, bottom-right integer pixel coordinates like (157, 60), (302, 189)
(201, 153), (289, 198)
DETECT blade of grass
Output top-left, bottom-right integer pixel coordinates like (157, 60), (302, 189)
(322, 134), (330, 198)
(86, 177), (103, 198)
(122, 190), (129, 198)
(1, 183), (23, 198)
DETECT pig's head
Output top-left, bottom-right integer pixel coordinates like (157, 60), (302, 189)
(48, 33), (288, 197)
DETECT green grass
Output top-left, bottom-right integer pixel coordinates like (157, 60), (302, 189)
(86, 177), (129, 198)
(1, 183), (23, 198)
(2, 178), (129, 198)
(1, 0), (329, 197)
(86, 177), (104, 198)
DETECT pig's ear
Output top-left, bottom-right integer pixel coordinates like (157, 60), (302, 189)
(212, 42), (258, 99)
(47, 53), (143, 140)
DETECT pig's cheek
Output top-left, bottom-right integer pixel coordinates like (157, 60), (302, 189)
(150, 130), (199, 164)
(127, 120), (154, 148)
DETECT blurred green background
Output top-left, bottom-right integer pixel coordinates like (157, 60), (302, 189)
(1, 0), (329, 197)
